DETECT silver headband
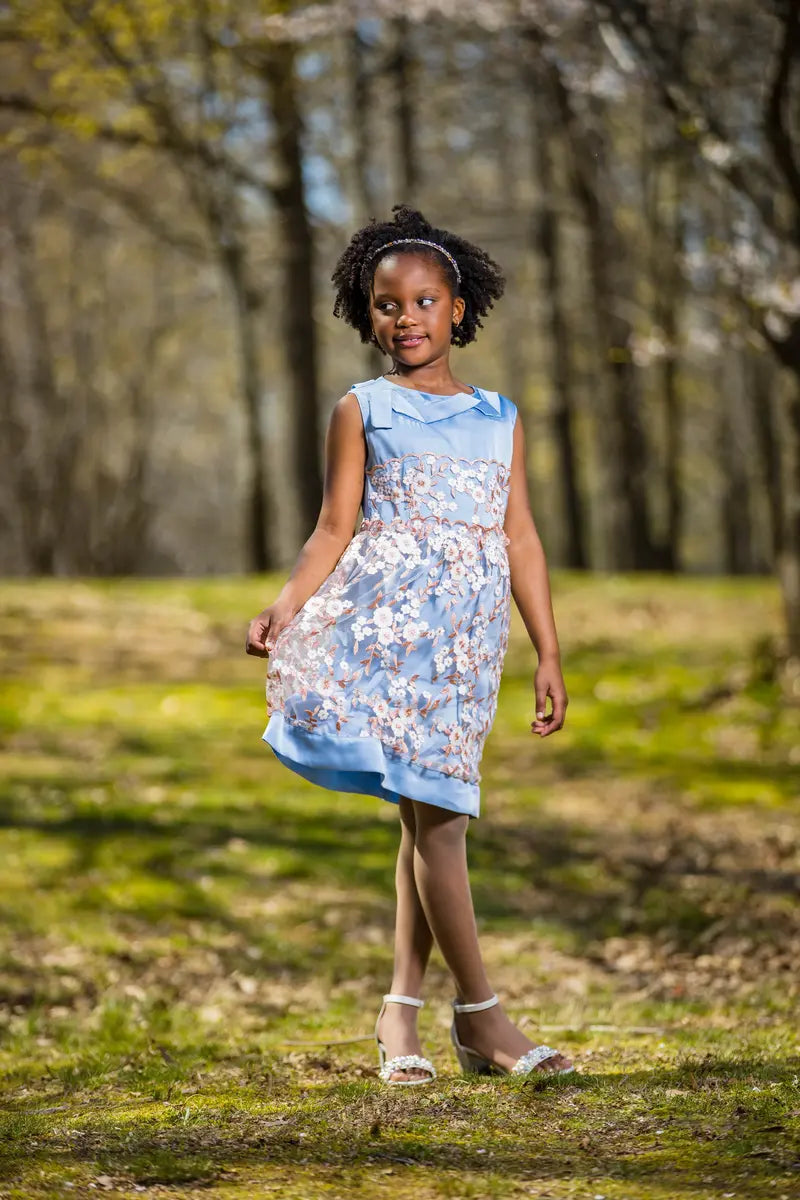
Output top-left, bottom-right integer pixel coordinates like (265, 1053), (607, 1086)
(361, 237), (461, 290)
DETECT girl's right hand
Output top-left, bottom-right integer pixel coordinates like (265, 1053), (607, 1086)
(245, 598), (299, 658)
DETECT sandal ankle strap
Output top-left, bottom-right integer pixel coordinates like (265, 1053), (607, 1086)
(452, 994), (499, 1013)
(382, 993), (424, 1008)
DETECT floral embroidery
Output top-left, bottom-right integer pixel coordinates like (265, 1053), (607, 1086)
(366, 453), (511, 527)
(266, 452), (512, 785)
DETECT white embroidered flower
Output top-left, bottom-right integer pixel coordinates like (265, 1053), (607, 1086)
(397, 533), (421, 556)
(408, 469), (433, 494)
(381, 542), (404, 566)
(434, 649), (452, 672)
(374, 606), (394, 628)
(399, 595), (422, 618)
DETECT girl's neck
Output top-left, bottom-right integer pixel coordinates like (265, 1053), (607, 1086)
(383, 366), (469, 395)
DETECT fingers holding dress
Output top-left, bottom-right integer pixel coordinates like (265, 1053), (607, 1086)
(245, 611), (273, 657)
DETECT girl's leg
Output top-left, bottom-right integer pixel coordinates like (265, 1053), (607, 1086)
(375, 795), (435, 1081)
(411, 799), (572, 1074)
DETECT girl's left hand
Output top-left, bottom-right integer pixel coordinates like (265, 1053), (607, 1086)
(531, 659), (568, 737)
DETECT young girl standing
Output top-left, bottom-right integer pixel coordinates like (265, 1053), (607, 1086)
(246, 205), (573, 1085)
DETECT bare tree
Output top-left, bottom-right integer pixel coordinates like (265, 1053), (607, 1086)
(594, 0), (800, 649)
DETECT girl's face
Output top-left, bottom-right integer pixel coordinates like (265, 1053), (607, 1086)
(368, 253), (465, 363)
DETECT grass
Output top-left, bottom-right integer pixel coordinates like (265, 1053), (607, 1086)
(0, 572), (798, 1199)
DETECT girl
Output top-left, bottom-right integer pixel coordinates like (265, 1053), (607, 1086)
(246, 205), (572, 1085)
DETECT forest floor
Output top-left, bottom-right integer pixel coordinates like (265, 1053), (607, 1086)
(0, 574), (798, 1200)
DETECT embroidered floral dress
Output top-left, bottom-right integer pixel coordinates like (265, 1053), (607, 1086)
(262, 374), (517, 818)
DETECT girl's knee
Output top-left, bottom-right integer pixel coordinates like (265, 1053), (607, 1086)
(399, 795), (417, 839)
(411, 798), (468, 845)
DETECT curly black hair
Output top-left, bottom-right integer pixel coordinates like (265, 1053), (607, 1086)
(331, 204), (506, 349)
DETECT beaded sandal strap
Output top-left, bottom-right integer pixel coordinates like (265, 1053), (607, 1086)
(511, 1045), (571, 1074)
(378, 1053), (436, 1081)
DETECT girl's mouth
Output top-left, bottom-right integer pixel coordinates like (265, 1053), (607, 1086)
(395, 336), (426, 347)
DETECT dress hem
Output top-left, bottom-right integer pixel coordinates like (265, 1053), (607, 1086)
(262, 712), (480, 819)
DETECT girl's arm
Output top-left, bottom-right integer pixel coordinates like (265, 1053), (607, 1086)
(246, 392), (366, 656)
(503, 410), (568, 736)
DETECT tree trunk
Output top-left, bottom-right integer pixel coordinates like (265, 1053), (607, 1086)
(530, 89), (587, 568)
(581, 166), (655, 567)
(761, 324), (800, 653)
(717, 354), (754, 574)
(544, 58), (657, 569)
(348, 29), (385, 381)
(648, 157), (686, 571)
(4, 183), (72, 574)
(218, 238), (274, 571)
(262, 42), (324, 546)
(749, 349), (783, 565)
(390, 18), (419, 203)
(778, 374), (800, 656)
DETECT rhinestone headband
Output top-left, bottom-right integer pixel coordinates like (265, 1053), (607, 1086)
(361, 237), (461, 290)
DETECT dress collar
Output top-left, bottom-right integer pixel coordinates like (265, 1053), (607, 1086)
(369, 376), (501, 426)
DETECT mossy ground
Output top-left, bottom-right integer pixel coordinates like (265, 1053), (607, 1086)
(0, 574), (798, 1199)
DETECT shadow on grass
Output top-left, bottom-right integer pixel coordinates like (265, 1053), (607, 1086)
(1, 1059), (797, 1194)
(0, 775), (797, 972)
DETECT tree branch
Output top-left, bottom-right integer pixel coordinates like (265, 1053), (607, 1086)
(53, 150), (210, 259)
(764, 0), (800, 210)
(0, 91), (275, 199)
(593, 0), (787, 240)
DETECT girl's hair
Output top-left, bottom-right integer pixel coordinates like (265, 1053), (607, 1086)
(331, 203), (506, 349)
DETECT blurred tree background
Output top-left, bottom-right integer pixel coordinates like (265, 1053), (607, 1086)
(1, 7), (799, 1192)
(1, 0), (800, 657)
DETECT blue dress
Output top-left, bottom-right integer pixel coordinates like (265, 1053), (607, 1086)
(262, 374), (517, 818)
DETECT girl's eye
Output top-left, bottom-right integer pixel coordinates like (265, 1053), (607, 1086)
(377, 298), (436, 312)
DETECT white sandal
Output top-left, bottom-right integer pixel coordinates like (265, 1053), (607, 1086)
(450, 994), (575, 1077)
(374, 993), (437, 1085)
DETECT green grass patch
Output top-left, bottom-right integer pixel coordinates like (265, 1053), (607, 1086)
(0, 574), (797, 1198)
